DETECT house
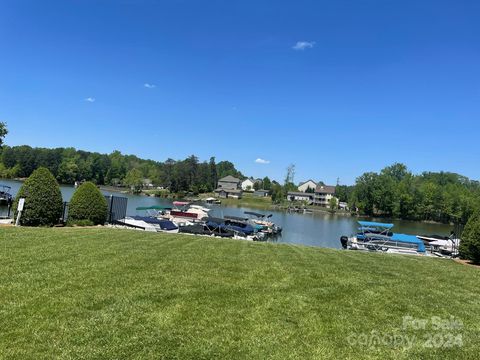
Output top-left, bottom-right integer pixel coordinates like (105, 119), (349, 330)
(215, 175), (243, 199)
(241, 178), (255, 191)
(314, 185), (336, 207)
(142, 178), (154, 189)
(298, 180), (317, 193)
(215, 188), (243, 199)
(217, 175), (241, 190)
(287, 191), (315, 203)
(254, 189), (269, 197)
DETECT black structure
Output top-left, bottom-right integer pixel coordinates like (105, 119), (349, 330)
(105, 195), (128, 223)
(60, 195), (128, 224)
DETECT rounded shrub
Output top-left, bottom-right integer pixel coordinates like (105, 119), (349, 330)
(14, 167), (63, 226)
(68, 182), (107, 225)
(459, 213), (480, 264)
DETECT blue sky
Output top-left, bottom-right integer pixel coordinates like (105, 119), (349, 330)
(1, 0), (479, 185)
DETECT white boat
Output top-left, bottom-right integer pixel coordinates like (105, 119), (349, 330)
(0, 217), (13, 225)
(428, 239), (460, 257)
(416, 234), (461, 257)
(119, 217), (157, 232)
(118, 216), (179, 233)
(163, 202), (210, 225)
(187, 204), (211, 218)
(135, 203), (211, 227)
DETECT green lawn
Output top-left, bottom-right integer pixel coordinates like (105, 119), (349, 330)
(1, 228), (479, 359)
(216, 193), (273, 210)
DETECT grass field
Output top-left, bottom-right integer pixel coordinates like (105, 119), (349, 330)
(211, 193), (273, 210)
(1, 227), (479, 359)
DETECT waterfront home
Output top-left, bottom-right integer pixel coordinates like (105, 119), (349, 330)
(314, 185), (336, 207)
(215, 188), (243, 199)
(215, 176), (243, 198)
(298, 180), (317, 193)
(254, 189), (269, 197)
(287, 191), (315, 204)
(142, 178), (154, 189)
(241, 178), (255, 191)
(217, 175), (241, 190)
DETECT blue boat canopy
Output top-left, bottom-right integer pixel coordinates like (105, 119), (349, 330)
(391, 233), (426, 253)
(358, 221), (394, 229)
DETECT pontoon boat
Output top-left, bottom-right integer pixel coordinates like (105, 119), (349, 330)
(341, 221), (426, 256)
(0, 185), (13, 205)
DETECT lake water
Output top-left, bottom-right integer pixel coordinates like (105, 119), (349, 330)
(0, 179), (453, 249)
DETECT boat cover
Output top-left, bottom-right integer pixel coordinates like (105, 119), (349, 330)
(391, 233), (426, 252)
(358, 221), (394, 229)
(204, 217), (226, 224)
(225, 215), (249, 221)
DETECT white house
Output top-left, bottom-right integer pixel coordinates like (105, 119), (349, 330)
(241, 178), (255, 191)
(314, 185), (337, 207)
(298, 180), (317, 193)
(287, 191), (315, 203)
(142, 178), (154, 189)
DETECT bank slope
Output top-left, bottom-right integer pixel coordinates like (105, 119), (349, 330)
(1, 227), (479, 359)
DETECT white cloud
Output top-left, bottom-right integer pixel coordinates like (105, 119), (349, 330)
(144, 83), (156, 88)
(255, 158), (270, 164)
(84, 97), (95, 102)
(292, 41), (315, 50)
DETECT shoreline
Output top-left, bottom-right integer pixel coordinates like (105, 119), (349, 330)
(1, 178), (459, 226)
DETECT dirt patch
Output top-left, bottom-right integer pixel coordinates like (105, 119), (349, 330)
(454, 258), (480, 268)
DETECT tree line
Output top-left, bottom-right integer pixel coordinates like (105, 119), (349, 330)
(0, 145), (244, 194)
(348, 163), (480, 224)
(1, 137), (479, 225)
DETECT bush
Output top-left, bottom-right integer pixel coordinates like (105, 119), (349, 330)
(14, 167), (63, 226)
(68, 182), (107, 225)
(67, 219), (95, 227)
(459, 213), (480, 264)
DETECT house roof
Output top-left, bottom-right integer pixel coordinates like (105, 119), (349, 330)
(242, 178), (255, 184)
(299, 180), (317, 187)
(255, 189), (269, 193)
(288, 191), (315, 197)
(315, 185), (336, 194)
(218, 175), (241, 183)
